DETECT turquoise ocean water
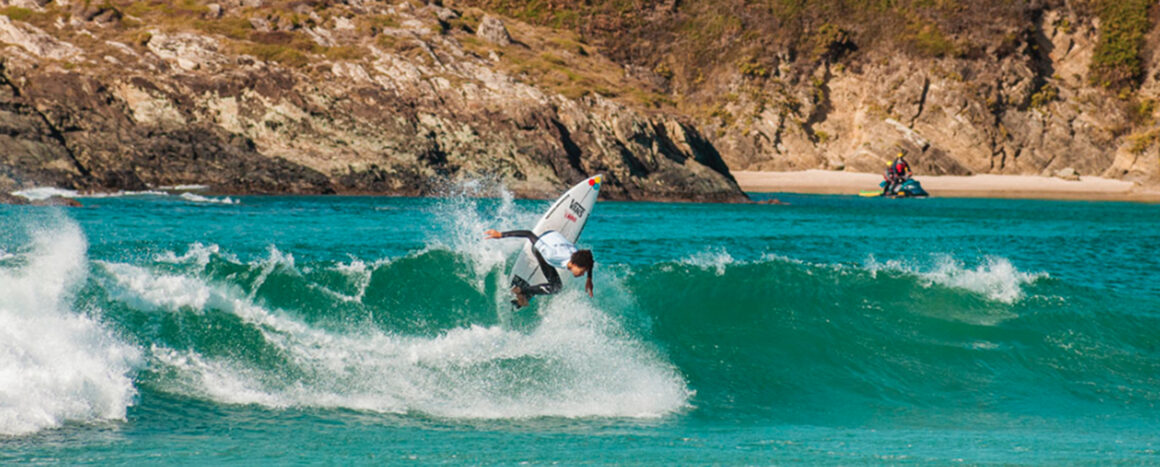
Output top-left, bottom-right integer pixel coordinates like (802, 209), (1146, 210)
(2, 186), (1159, 464)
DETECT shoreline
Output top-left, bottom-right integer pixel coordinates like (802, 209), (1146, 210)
(734, 170), (1160, 202)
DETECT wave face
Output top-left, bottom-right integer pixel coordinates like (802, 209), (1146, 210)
(86, 245), (690, 419)
(2, 193), (1159, 441)
(631, 254), (1160, 425)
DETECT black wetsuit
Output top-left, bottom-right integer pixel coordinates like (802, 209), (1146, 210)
(501, 230), (563, 297)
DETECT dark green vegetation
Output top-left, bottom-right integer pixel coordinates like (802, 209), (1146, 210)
(1089, 0), (1154, 91)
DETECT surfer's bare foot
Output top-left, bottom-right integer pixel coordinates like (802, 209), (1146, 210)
(511, 286), (529, 308)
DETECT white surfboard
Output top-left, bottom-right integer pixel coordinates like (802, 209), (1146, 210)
(508, 174), (602, 291)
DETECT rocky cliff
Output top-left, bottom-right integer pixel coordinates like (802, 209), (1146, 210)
(466, 0), (1160, 185)
(3, 1), (1157, 202)
(0, 0), (746, 201)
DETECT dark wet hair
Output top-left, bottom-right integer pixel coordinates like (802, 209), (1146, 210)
(571, 249), (594, 293)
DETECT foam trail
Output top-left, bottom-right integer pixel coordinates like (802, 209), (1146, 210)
(100, 257), (691, 419)
(0, 216), (140, 436)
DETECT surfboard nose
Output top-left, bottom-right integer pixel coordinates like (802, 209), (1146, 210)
(588, 174), (602, 189)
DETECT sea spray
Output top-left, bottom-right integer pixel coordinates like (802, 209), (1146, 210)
(680, 247), (737, 276)
(863, 254), (1047, 303)
(0, 215), (140, 436)
(425, 180), (539, 292)
(97, 243), (691, 419)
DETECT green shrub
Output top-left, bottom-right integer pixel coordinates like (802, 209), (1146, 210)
(1090, 0), (1151, 90)
(909, 23), (957, 58)
(1127, 128), (1159, 154)
(0, 6), (33, 21)
(194, 17), (253, 40)
(737, 58), (769, 78)
(323, 45), (366, 61)
(238, 43), (310, 67)
(1030, 82), (1059, 108)
(1133, 98), (1157, 125)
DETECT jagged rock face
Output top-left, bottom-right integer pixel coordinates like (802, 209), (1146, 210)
(0, 3), (745, 201)
(694, 5), (1159, 183)
(0, 0), (50, 9)
(0, 16), (82, 60)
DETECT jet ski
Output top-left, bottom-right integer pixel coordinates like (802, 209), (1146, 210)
(859, 178), (929, 198)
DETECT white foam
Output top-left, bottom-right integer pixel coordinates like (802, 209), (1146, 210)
(85, 190), (170, 198)
(680, 247), (736, 276)
(11, 187), (79, 201)
(11, 187), (236, 204)
(99, 257), (691, 419)
(0, 216), (140, 436)
(153, 242), (233, 269)
(865, 254), (1046, 303)
(316, 257), (389, 303)
(178, 193), (238, 205)
(427, 181), (542, 291)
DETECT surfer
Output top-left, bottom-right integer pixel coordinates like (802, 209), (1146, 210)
(484, 228), (595, 307)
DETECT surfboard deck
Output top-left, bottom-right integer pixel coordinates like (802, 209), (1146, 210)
(508, 175), (601, 292)
(859, 190), (883, 197)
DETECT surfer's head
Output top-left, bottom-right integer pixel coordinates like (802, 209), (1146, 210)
(568, 250), (593, 277)
(568, 250), (595, 296)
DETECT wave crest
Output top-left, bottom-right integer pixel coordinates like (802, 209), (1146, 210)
(96, 244), (691, 420)
(0, 216), (140, 436)
(865, 254), (1046, 303)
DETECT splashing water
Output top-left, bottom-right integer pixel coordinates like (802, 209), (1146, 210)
(0, 216), (140, 436)
(864, 254), (1046, 303)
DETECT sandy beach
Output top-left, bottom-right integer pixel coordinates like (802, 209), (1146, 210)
(733, 170), (1160, 202)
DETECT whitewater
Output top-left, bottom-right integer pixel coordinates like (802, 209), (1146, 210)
(2, 190), (1158, 464)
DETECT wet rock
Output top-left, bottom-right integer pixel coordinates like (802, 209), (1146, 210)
(33, 196), (83, 207)
(0, 193), (30, 205)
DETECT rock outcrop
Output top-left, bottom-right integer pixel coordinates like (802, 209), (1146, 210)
(460, 0), (1159, 187)
(707, 8), (1156, 183)
(476, 15), (511, 46)
(0, 1), (746, 201)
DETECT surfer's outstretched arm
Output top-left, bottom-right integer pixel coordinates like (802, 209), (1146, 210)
(485, 229), (537, 242)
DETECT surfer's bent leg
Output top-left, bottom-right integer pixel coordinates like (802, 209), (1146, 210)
(523, 247), (562, 297)
(501, 230), (562, 296)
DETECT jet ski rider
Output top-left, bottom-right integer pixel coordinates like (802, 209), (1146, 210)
(882, 150), (912, 196)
